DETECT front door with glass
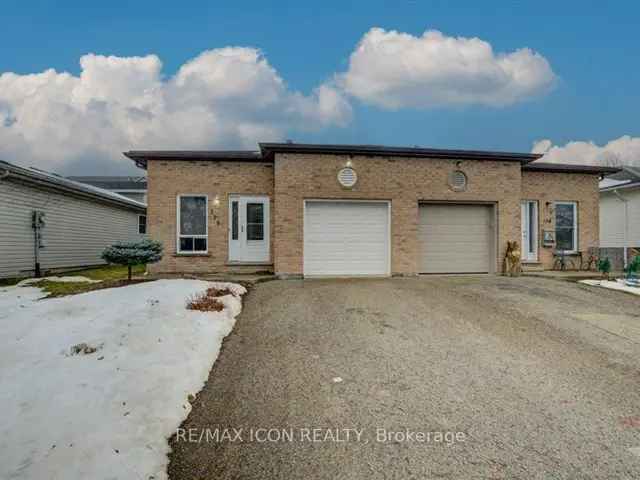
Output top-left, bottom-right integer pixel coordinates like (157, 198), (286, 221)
(228, 195), (270, 262)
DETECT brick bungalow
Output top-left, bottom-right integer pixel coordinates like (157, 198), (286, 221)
(125, 143), (617, 277)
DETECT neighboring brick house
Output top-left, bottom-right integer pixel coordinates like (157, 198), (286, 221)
(125, 143), (617, 277)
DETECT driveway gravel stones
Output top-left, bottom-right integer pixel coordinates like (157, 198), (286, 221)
(168, 276), (640, 479)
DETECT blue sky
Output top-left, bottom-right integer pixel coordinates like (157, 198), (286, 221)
(1, 1), (639, 174)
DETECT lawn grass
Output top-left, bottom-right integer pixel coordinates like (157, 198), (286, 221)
(30, 278), (151, 297)
(66, 264), (146, 281)
(1, 265), (148, 297)
(23, 264), (149, 298)
(29, 280), (97, 297)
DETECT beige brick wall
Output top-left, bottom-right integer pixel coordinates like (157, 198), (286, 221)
(274, 153), (522, 276)
(521, 171), (600, 269)
(145, 155), (601, 276)
(146, 160), (274, 274)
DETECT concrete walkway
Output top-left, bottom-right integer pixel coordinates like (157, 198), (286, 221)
(523, 270), (624, 280)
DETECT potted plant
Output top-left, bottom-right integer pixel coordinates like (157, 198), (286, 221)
(597, 257), (611, 281)
(625, 255), (640, 287)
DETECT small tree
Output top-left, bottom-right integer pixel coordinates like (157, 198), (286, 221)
(101, 240), (163, 281)
(597, 257), (611, 280)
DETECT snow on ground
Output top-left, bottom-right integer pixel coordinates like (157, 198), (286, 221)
(0, 279), (246, 480)
(580, 279), (640, 296)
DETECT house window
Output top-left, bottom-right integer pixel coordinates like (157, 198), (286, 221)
(555, 202), (577, 252)
(138, 215), (147, 235)
(177, 195), (208, 253)
(246, 203), (264, 241)
(231, 200), (239, 240)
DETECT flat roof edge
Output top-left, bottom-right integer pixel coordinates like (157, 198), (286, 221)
(259, 142), (542, 162)
(523, 162), (621, 174)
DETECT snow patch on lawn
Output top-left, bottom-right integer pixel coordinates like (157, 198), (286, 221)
(580, 279), (640, 296)
(0, 279), (246, 480)
(17, 275), (101, 286)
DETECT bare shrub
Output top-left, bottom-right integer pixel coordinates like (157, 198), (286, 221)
(186, 291), (224, 312)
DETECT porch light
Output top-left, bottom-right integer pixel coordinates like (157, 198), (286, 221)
(212, 195), (220, 208)
(345, 159), (353, 168)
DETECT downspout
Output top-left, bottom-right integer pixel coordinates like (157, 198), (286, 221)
(612, 189), (629, 268)
(34, 221), (41, 278)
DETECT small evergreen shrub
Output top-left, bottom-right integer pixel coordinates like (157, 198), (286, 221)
(101, 240), (163, 281)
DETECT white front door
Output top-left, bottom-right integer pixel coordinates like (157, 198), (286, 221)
(228, 196), (270, 262)
(521, 201), (538, 262)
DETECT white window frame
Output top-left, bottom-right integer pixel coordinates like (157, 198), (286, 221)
(138, 214), (147, 235)
(176, 194), (208, 254)
(554, 201), (578, 253)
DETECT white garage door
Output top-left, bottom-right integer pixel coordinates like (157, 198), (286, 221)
(419, 204), (494, 274)
(304, 201), (390, 276)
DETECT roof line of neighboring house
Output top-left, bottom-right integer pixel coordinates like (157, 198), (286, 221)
(123, 143), (543, 169)
(600, 180), (640, 192)
(0, 160), (146, 212)
(66, 176), (147, 191)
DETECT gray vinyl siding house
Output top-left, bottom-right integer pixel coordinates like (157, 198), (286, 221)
(0, 160), (147, 279)
(599, 166), (640, 269)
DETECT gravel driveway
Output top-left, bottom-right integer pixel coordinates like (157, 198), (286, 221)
(168, 276), (640, 479)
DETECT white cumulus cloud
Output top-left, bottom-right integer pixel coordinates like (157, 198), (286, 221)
(337, 28), (556, 109)
(0, 47), (352, 174)
(532, 136), (640, 167)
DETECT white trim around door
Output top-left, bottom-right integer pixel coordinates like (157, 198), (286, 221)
(521, 200), (538, 262)
(303, 199), (391, 277)
(228, 195), (270, 263)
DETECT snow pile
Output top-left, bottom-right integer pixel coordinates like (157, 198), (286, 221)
(0, 279), (245, 480)
(206, 281), (247, 298)
(580, 279), (640, 296)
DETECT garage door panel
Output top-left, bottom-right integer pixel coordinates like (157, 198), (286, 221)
(304, 202), (389, 276)
(419, 204), (493, 274)
(420, 243), (490, 254)
(419, 227), (489, 236)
